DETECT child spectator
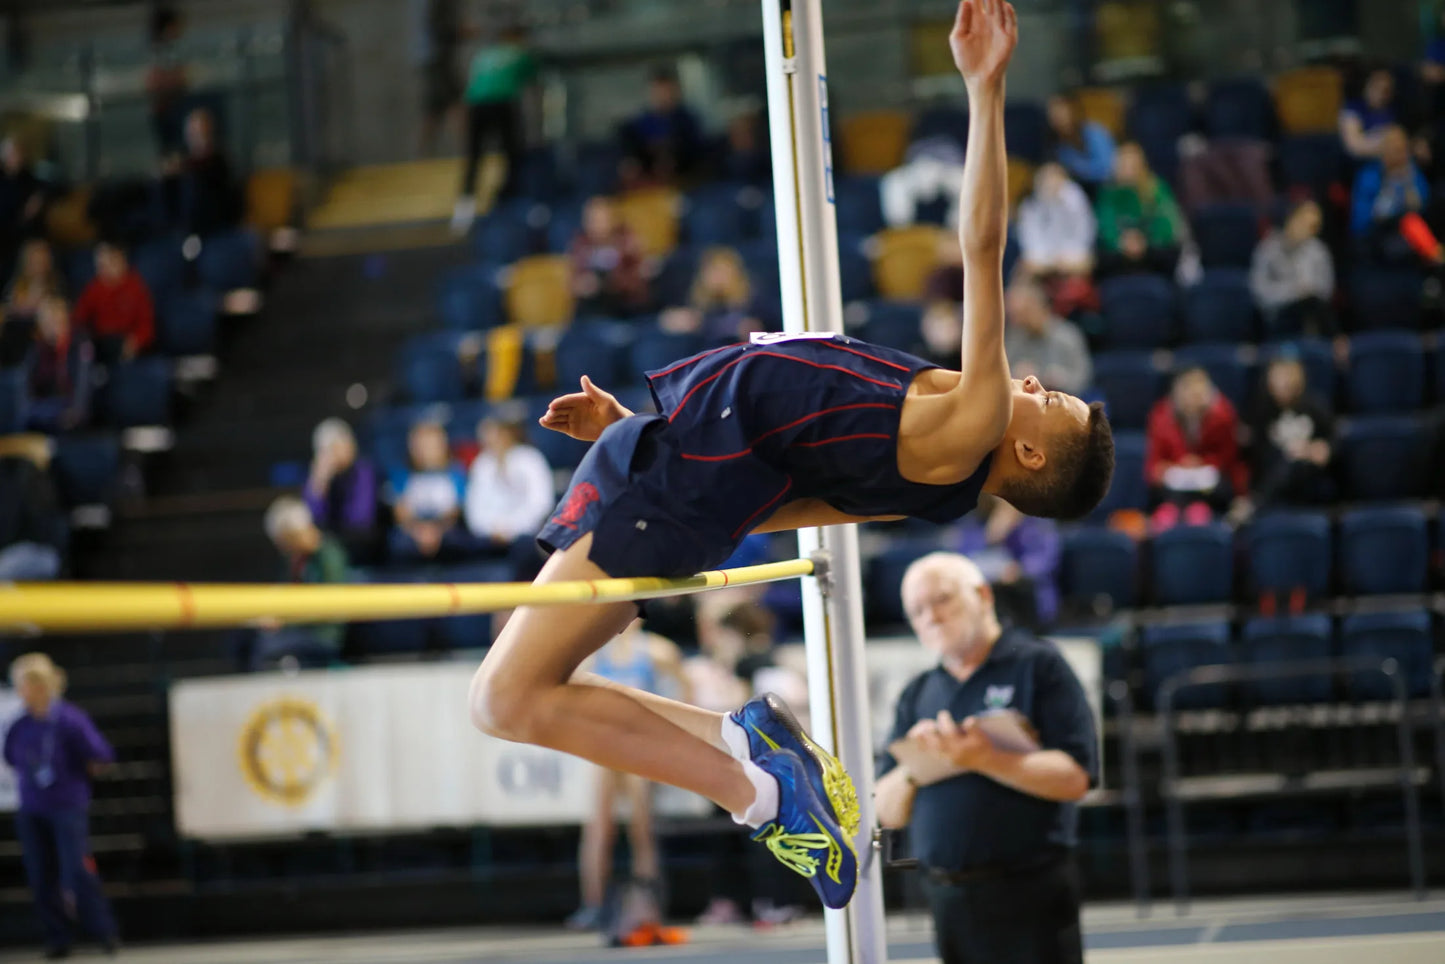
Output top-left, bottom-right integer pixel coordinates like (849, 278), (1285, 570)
(463, 414), (553, 580)
(1003, 277), (1093, 395)
(1145, 366), (1247, 530)
(660, 247), (765, 345)
(304, 417), (382, 564)
(618, 67), (703, 189)
(391, 420), (467, 561)
(1095, 142), (1185, 277)
(1046, 93), (1116, 191)
(2, 239), (64, 366)
(256, 496), (351, 669)
(569, 196), (650, 317)
(25, 296), (92, 433)
(1250, 199), (1337, 338)
(1015, 162), (1097, 280)
(1237, 354), (1334, 521)
(72, 241), (155, 364)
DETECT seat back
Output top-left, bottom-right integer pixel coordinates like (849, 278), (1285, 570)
(837, 111), (911, 175)
(505, 255), (575, 328)
(1180, 269), (1256, 344)
(1152, 523), (1234, 605)
(1273, 67), (1344, 135)
(1339, 506), (1429, 596)
(614, 188), (681, 259)
(1337, 416), (1426, 501)
(1240, 614), (1334, 703)
(1099, 274), (1177, 349)
(1339, 610), (1434, 699)
(1061, 526), (1138, 609)
(870, 226), (947, 300)
(1248, 511), (1331, 597)
(1345, 331), (1424, 414)
(1191, 204), (1261, 270)
(1141, 621), (1233, 710)
(1092, 351), (1165, 431)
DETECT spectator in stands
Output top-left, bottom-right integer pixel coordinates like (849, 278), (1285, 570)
(569, 196), (650, 317)
(1422, 10), (1445, 125)
(163, 108), (243, 238)
(1249, 199), (1338, 339)
(1145, 366), (1247, 530)
(618, 66), (703, 189)
(1237, 354), (1334, 519)
(1046, 93), (1116, 192)
(72, 241), (156, 365)
(1015, 162), (1096, 281)
(0, 135), (46, 290)
(920, 234), (965, 367)
(145, 5), (189, 159)
(258, 496), (351, 669)
(955, 495), (1061, 629)
(25, 295), (92, 433)
(3, 653), (120, 959)
(1003, 276), (1092, 395)
(304, 417), (382, 565)
(413, 0), (471, 158)
(0, 446), (65, 581)
(1, 239), (64, 366)
(451, 22), (537, 235)
(463, 414), (553, 580)
(1094, 141), (1185, 277)
(660, 247), (764, 345)
(719, 112), (769, 186)
(1339, 67), (1400, 161)
(881, 135), (966, 228)
(1350, 125), (1436, 265)
(391, 420), (467, 561)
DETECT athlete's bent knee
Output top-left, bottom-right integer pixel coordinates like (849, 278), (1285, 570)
(468, 666), (532, 741)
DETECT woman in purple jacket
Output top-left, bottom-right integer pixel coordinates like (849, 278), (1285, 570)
(3, 653), (119, 959)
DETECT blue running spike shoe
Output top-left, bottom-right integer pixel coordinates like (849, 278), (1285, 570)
(750, 748), (858, 910)
(730, 693), (860, 840)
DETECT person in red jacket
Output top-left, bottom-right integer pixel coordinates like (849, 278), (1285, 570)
(1145, 366), (1247, 530)
(72, 241), (156, 364)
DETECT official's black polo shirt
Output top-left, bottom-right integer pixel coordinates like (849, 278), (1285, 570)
(877, 628), (1099, 873)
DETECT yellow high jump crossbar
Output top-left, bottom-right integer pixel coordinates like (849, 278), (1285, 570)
(0, 558), (817, 634)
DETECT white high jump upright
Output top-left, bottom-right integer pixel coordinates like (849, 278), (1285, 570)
(760, 1), (889, 962)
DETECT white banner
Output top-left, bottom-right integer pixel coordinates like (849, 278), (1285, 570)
(0, 689), (24, 812)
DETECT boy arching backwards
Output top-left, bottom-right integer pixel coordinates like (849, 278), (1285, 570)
(468, 0), (1112, 909)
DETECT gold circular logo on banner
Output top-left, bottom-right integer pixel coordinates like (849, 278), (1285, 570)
(237, 696), (338, 806)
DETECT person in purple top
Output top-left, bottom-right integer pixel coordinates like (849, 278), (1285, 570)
(3, 653), (119, 959)
(955, 494), (1061, 628)
(303, 418), (381, 564)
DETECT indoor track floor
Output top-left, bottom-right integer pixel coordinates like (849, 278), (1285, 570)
(1, 892), (1441, 963)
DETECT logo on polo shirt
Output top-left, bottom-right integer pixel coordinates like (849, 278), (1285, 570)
(237, 696), (338, 807)
(984, 685), (1015, 710)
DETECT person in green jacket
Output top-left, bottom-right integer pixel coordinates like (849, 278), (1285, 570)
(251, 496), (353, 670)
(453, 23), (538, 235)
(1094, 141), (1185, 276)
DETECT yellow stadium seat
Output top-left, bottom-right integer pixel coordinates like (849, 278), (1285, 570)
(506, 255), (575, 328)
(45, 186), (96, 247)
(1007, 158), (1035, 211)
(614, 187), (680, 259)
(838, 111), (911, 176)
(1074, 86), (1127, 139)
(871, 225), (948, 301)
(1274, 66), (1344, 135)
(246, 168), (298, 233)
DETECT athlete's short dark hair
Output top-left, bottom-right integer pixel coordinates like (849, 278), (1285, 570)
(1001, 402), (1114, 521)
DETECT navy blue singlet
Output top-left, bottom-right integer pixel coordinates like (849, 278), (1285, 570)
(537, 333), (992, 579)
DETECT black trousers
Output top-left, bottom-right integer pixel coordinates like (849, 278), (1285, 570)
(924, 854), (1083, 964)
(461, 100), (523, 198)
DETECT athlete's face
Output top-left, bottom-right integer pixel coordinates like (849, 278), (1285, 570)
(1008, 375), (1089, 464)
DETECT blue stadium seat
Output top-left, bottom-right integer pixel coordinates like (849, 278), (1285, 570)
(555, 320), (635, 391)
(1340, 610), (1435, 699)
(629, 327), (705, 376)
(436, 265), (504, 331)
(684, 183), (760, 246)
(1151, 523), (1234, 605)
(366, 405), (430, 479)
(837, 234), (874, 302)
(0, 368), (27, 434)
(399, 333), (468, 404)
(1203, 77), (1275, 140)
(1127, 84), (1192, 183)
(1060, 526), (1138, 610)
(1192, 204), (1260, 270)
(573, 141), (622, 198)
(157, 288), (219, 356)
(1003, 102), (1048, 164)
(1345, 331), (1424, 414)
(910, 107), (969, 152)
(651, 247), (702, 307)
(131, 238), (187, 300)
(833, 177), (885, 237)
(471, 198), (538, 264)
(1260, 340), (1337, 405)
(1339, 505), (1429, 596)
(103, 358), (172, 428)
(1240, 614), (1334, 704)
(543, 197), (586, 254)
(1092, 350), (1166, 430)
(195, 229), (260, 291)
(1277, 134), (1345, 197)
(1089, 431), (1148, 520)
(445, 399), (490, 445)
(524, 395), (592, 471)
(1172, 344), (1252, 411)
(1141, 621), (1232, 710)
(51, 434), (122, 507)
(512, 145), (562, 201)
(63, 247), (97, 293)
(1099, 274), (1176, 349)
(349, 573), (431, 656)
(1180, 269), (1256, 344)
(1247, 511), (1331, 599)
(435, 562), (513, 649)
(858, 301), (923, 354)
(1337, 416), (1426, 501)
(865, 540), (942, 624)
(1349, 267), (1424, 331)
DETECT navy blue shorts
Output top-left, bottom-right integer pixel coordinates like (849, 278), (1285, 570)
(536, 414), (791, 579)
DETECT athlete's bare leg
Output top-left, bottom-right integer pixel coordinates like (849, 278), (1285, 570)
(469, 533), (755, 814)
(573, 670), (730, 752)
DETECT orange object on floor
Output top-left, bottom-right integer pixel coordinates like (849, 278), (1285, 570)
(616, 923), (690, 947)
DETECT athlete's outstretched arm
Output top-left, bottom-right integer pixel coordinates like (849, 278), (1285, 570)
(951, 0), (1017, 438)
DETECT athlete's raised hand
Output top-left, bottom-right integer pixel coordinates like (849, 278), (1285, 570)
(949, 0), (1018, 88)
(539, 375), (633, 442)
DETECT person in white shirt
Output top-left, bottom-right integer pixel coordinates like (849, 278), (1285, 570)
(1015, 162), (1096, 280)
(464, 415), (554, 579)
